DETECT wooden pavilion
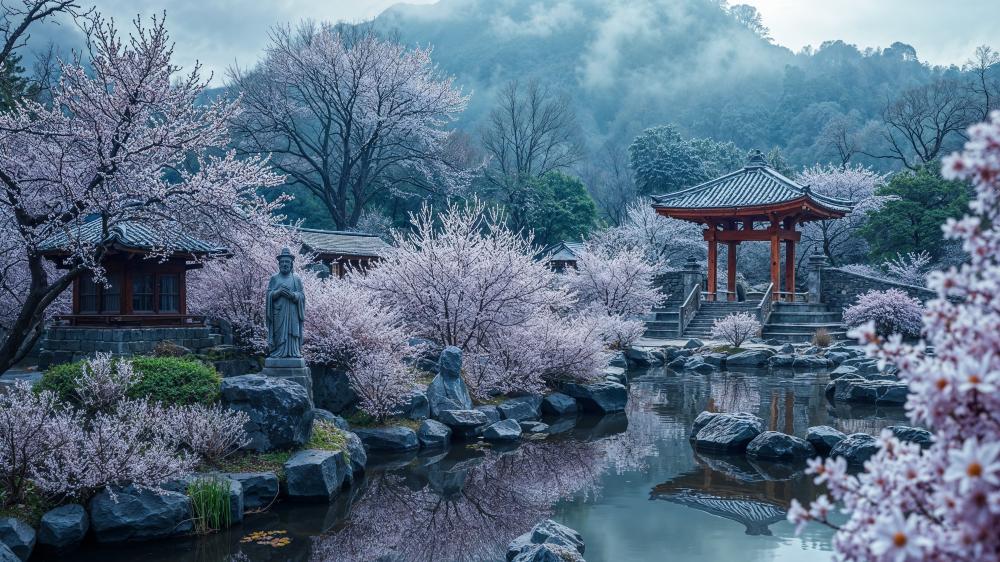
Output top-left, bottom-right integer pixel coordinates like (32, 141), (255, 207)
(38, 219), (225, 326)
(651, 150), (852, 301)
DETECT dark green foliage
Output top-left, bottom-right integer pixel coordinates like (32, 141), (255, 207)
(0, 54), (33, 113)
(629, 125), (756, 194)
(38, 356), (221, 405)
(629, 125), (710, 194)
(860, 165), (971, 262)
(522, 172), (600, 247)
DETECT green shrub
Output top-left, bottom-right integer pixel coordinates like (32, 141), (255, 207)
(187, 477), (232, 534)
(37, 356), (221, 405)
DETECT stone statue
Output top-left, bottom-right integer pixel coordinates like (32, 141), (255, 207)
(266, 247), (305, 359)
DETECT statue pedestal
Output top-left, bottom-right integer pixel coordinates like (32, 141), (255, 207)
(261, 357), (313, 403)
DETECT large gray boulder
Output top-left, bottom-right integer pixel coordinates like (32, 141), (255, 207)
(418, 419), (452, 449)
(499, 396), (543, 422)
(689, 411), (721, 440)
(542, 393), (577, 416)
(830, 433), (880, 465)
(702, 353), (727, 367)
(507, 519), (585, 561)
(484, 419), (522, 441)
(512, 545), (583, 562)
(725, 349), (773, 367)
(561, 381), (628, 413)
(224, 472), (279, 511)
(38, 504), (88, 551)
(427, 347), (473, 417)
(626, 346), (662, 367)
(829, 365), (859, 379)
(390, 386), (430, 420)
(344, 431), (367, 473)
(284, 449), (349, 501)
(683, 356), (716, 373)
(768, 354), (795, 368)
(887, 425), (934, 448)
(806, 426), (846, 456)
(746, 431), (816, 461)
(313, 408), (350, 430)
(353, 426), (419, 452)
(520, 421), (548, 433)
(792, 356), (831, 370)
(475, 405), (502, 425)
(311, 366), (357, 414)
(684, 338), (704, 349)
(437, 409), (488, 429)
(693, 412), (765, 453)
(89, 485), (192, 543)
(0, 518), (34, 561)
(826, 375), (908, 405)
(220, 375), (314, 452)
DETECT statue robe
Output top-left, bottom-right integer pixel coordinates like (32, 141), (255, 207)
(266, 272), (305, 358)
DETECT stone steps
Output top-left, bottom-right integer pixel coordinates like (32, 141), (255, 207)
(762, 302), (847, 343)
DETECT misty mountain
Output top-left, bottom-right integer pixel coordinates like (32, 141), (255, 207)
(373, 0), (947, 168)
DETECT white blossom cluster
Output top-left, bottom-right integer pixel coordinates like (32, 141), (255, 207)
(789, 111), (1000, 561)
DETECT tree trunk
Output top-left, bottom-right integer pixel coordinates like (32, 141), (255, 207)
(0, 255), (78, 373)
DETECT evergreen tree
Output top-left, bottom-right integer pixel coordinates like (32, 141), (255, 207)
(859, 165), (971, 262)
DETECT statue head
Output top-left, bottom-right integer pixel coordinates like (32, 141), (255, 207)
(277, 247), (295, 274)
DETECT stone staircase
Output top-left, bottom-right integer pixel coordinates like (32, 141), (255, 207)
(762, 302), (846, 343)
(643, 302), (681, 339)
(681, 301), (761, 339)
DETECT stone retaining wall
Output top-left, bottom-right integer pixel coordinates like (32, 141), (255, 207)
(653, 270), (686, 303)
(38, 326), (222, 368)
(822, 267), (937, 313)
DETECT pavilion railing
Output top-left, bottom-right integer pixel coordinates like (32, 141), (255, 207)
(775, 291), (808, 303)
(756, 283), (775, 325)
(679, 284), (702, 337)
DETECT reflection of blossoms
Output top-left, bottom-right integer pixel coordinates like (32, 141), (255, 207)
(312, 440), (609, 562)
(790, 113), (1000, 561)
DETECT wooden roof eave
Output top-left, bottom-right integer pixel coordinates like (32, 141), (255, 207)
(653, 196), (848, 224)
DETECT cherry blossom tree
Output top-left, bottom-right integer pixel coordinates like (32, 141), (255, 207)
(360, 200), (609, 398)
(788, 111), (1000, 562)
(361, 200), (571, 350)
(0, 14), (283, 371)
(842, 288), (923, 338)
(590, 198), (703, 265)
(798, 164), (892, 265)
(563, 241), (664, 318)
(884, 251), (933, 287)
(710, 311), (761, 347)
(231, 23), (472, 229)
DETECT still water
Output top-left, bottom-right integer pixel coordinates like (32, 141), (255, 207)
(57, 366), (908, 562)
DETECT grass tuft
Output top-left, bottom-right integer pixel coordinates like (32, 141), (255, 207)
(187, 477), (232, 534)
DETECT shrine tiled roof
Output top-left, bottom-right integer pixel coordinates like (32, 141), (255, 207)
(294, 227), (389, 258)
(37, 218), (224, 256)
(543, 240), (585, 263)
(651, 151), (853, 215)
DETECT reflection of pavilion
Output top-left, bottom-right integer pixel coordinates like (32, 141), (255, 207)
(650, 453), (803, 536)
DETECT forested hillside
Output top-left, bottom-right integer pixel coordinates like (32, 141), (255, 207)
(374, 0), (950, 168)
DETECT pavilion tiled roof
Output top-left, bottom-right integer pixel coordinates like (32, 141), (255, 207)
(542, 240), (585, 263)
(37, 218), (224, 256)
(651, 152), (852, 215)
(293, 227), (389, 258)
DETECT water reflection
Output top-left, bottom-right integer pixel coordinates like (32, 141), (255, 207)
(54, 367), (909, 562)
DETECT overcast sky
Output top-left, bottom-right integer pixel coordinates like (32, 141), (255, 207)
(28, 0), (999, 84)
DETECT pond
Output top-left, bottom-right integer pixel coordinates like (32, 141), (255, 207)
(55, 366), (908, 562)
